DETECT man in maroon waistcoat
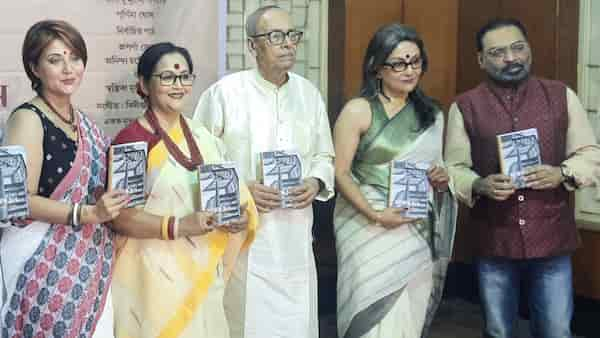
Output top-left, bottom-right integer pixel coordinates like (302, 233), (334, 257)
(445, 18), (600, 338)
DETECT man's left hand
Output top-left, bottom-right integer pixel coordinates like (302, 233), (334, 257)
(290, 178), (321, 209)
(523, 165), (563, 190)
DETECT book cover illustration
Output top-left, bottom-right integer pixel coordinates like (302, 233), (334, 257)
(497, 128), (541, 189)
(0, 145), (29, 221)
(260, 150), (302, 208)
(108, 141), (147, 207)
(388, 160), (431, 219)
(198, 162), (241, 225)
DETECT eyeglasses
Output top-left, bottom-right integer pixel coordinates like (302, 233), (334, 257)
(251, 30), (303, 45)
(382, 58), (423, 73)
(152, 72), (196, 86)
(485, 42), (529, 59)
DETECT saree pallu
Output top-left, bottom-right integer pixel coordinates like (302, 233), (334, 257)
(111, 118), (257, 338)
(334, 101), (457, 338)
(0, 112), (114, 338)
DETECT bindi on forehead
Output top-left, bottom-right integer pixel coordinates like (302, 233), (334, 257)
(389, 52), (419, 62)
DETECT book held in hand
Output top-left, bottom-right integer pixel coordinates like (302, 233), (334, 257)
(108, 141), (147, 207)
(497, 128), (542, 189)
(198, 162), (241, 225)
(260, 150), (302, 208)
(0, 145), (30, 222)
(388, 160), (431, 219)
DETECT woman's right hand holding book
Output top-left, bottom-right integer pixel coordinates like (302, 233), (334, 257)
(372, 207), (417, 229)
(179, 211), (217, 236)
(83, 189), (130, 224)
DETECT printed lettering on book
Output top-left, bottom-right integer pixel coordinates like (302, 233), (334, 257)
(198, 162), (241, 225)
(0, 145), (29, 223)
(108, 141), (147, 207)
(497, 128), (541, 189)
(388, 160), (431, 219)
(260, 150), (302, 208)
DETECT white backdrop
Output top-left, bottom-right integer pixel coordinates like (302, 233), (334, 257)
(0, 0), (226, 137)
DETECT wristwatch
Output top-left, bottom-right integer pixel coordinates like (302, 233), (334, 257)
(560, 164), (578, 188)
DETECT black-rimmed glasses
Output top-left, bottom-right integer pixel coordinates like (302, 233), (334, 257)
(382, 58), (423, 73)
(251, 30), (303, 45)
(152, 72), (196, 86)
(485, 42), (529, 59)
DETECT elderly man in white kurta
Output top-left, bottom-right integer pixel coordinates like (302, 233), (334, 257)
(193, 5), (334, 338)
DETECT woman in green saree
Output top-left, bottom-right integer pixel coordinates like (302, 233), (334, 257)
(333, 24), (457, 338)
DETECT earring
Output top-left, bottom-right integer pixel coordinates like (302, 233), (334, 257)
(377, 78), (390, 101)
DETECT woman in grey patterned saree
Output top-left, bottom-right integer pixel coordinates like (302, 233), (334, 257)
(333, 23), (457, 338)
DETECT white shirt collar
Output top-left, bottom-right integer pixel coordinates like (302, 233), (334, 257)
(252, 68), (290, 93)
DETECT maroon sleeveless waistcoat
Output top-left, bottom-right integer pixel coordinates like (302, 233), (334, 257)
(456, 76), (579, 258)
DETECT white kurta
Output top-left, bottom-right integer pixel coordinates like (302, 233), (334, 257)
(193, 69), (335, 338)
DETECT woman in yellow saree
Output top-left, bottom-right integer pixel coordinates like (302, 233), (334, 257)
(110, 42), (257, 338)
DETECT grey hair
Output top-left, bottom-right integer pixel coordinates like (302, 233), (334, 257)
(245, 5), (282, 36)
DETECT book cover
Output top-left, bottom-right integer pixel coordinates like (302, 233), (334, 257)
(198, 162), (241, 225)
(388, 160), (431, 219)
(108, 141), (147, 207)
(260, 150), (302, 208)
(0, 145), (30, 221)
(497, 128), (542, 189)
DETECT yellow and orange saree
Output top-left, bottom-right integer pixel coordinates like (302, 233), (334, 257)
(111, 117), (257, 338)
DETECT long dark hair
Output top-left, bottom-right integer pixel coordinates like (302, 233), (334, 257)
(360, 23), (438, 129)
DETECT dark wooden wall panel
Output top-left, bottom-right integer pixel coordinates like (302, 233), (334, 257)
(501, 0), (558, 82)
(404, 0), (459, 110)
(573, 229), (600, 299)
(327, 0), (346, 123)
(557, 0), (580, 90)
(343, 0), (404, 102)
(456, 0), (502, 94)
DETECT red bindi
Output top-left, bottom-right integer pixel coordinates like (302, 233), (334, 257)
(174, 63), (180, 70)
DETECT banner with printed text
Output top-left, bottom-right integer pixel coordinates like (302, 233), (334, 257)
(0, 0), (225, 138)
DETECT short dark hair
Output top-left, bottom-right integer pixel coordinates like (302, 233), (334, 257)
(22, 20), (88, 94)
(137, 42), (194, 81)
(476, 18), (528, 52)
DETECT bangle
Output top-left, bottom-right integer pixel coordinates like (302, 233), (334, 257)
(161, 216), (170, 240)
(72, 203), (80, 226)
(173, 217), (180, 239)
(76, 204), (84, 225)
(167, 216), (176, 240)
(67, 203), (75, 226)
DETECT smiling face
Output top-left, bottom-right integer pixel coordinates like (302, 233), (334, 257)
(377, 41), (422, 97)
(141, 52), (191, 115)
(31, 38), (85, 98)
(478, 25), (532, 85)
(250, 9), (297, 75)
